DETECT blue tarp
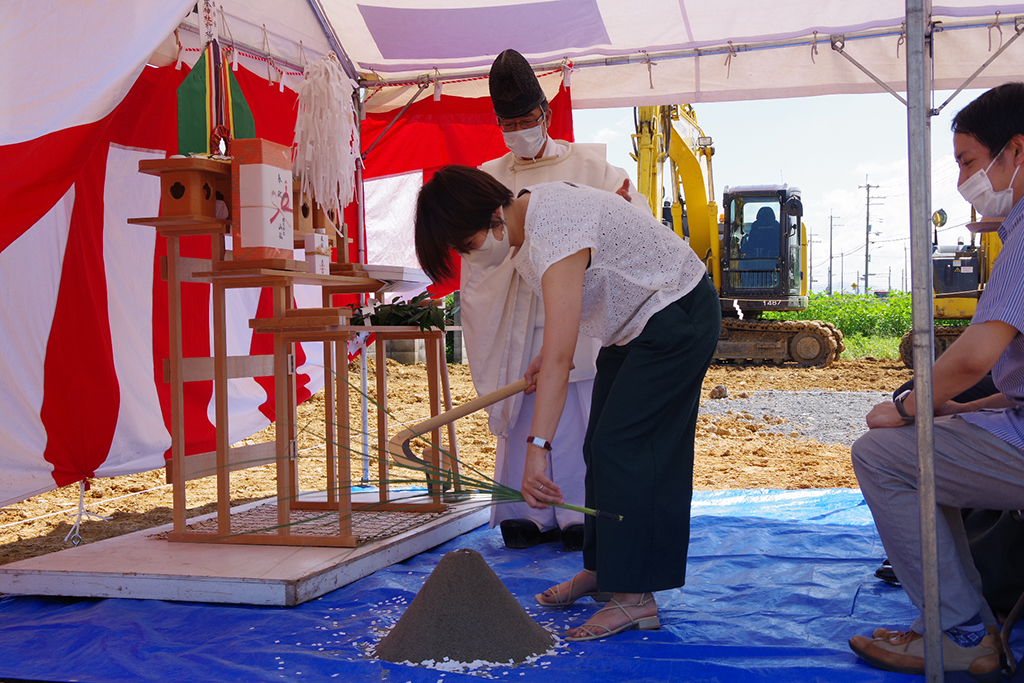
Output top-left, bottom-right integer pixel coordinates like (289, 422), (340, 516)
(0, 489), (1019, 682)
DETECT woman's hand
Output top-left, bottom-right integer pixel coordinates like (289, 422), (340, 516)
(521, 447), (563, 509)
(524, 352), (543, 395)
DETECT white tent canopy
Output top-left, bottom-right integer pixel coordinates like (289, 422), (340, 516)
(8, 2), (1021, 145)
(189, 1), (1024, 110)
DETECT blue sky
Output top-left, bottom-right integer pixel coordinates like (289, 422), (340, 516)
(573, 88), (986, 294)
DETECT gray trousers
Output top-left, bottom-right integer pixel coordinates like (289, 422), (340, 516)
(851, 415), (1024, 633)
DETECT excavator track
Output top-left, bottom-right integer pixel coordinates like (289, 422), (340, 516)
(715, 318), (841, 368)
(898, 326), (966, 368)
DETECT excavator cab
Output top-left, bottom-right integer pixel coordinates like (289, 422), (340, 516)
(632, 104), (841, 366)
(720, 185), (807, 315)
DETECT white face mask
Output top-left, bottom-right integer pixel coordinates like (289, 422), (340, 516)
(503, 123), (547, 159)
(958, 145), (1021, 219)
(462, 226), (511, 270)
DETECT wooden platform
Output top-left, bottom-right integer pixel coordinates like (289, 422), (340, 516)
(0, 492), (490, 607)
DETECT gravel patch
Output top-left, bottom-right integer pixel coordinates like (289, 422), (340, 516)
(700, 389), (891, 447)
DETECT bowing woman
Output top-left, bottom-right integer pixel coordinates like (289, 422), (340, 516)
(414, 165), (720, 641)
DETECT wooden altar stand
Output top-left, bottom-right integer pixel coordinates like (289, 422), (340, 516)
(129, 156), (461, 550)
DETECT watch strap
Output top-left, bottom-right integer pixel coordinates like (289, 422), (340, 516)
(893, 390), (915, 423)
(526, 435), (552, 450)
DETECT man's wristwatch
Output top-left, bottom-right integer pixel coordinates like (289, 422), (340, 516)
(893, 389), (915, 423)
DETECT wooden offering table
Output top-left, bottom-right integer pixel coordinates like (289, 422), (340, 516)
(130, 154), (464, 549)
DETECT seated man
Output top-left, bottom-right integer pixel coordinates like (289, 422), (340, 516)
(740, 206), (780, 259)
(848, 82), (1024, 680)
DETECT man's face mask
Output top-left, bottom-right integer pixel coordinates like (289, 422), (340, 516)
(958, 143), (1021, 219)
(502, 121), (547, 159)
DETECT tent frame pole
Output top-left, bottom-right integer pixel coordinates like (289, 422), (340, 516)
(306, 0), (359, 80)
(830, 36), (909, 106)
(362, 80), (430, 159)
(906, 0), (943, 680)
(358, 14), (1017, 89)
(933, 17), (1024, 114)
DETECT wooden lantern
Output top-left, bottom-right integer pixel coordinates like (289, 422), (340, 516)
(138, 157), (230, 222)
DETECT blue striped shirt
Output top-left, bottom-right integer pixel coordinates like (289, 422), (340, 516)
(961, 195), (1024, 449)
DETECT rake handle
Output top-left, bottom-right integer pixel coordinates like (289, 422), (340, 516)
(387, 378), (529, 469)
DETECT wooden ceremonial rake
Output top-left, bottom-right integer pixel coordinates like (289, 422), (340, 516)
(384, 375), (621, 521)
(386, 378), (529, 481)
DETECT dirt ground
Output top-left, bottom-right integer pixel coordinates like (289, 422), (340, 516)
(0, 357), (911, 566)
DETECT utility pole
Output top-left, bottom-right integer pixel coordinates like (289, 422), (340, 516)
(859, 176), (884, 292)
(809, 231), (813, 293)
(808, 231), (820, 292)
(828, 213), (834, 295)
(840, 252), (845, 293)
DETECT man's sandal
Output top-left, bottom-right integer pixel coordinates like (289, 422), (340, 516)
(563, 594), (661, 642)
(535, 569), (613, 606)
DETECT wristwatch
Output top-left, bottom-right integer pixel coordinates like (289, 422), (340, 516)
(526, 435), (552, 450)
(893, 389), (915, 423)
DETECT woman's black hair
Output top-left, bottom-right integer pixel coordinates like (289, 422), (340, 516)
(952, 82), (1024, 156)
(415, 165), (514, 283)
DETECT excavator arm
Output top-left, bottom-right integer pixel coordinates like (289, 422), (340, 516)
(632, 105), (720, 288)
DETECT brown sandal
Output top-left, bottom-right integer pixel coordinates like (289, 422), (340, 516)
(563, 593), (660, 641)
(535, 569), (613, 606)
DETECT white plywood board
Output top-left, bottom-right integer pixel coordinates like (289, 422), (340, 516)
(0, 493), (490, 606)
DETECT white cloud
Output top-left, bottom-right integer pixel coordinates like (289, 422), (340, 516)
(592, 127), (623, 144)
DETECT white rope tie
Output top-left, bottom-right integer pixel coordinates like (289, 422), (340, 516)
(641, 50), (656, 89)
(810, 31), (819, 63)
(989, 11), (1003, 52)
(174, 29), (185, 71)
(724, 42), (737, 78)
(220, 5), (239, 71)
(63, 480), (109, 546)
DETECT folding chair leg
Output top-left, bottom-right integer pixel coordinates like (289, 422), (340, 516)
(1003, 587), (1024, 676)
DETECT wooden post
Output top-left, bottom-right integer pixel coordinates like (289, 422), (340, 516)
(337, 335), (352, 537)
(167, 236), (186, 533)
(273, 284), (292, 535)
(425, 333), (441, 499)
(375, 333), (388, 503)
(321, 293), (337, 505)
(213, 280), (231, 535)
(439, 347), (462, 491)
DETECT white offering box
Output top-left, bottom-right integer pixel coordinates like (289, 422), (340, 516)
(304, 232), (331, 274)
(239, 164), (294, 250)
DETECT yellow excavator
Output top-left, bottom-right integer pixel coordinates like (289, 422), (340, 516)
(633, 105), (843, 367)
(897, 213), (1002, 368)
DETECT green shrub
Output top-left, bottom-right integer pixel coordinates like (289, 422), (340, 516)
(841, 334), (901, 360)
(763, 292), (913, 338)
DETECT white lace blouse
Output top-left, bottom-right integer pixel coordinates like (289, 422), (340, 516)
(510, 181), (707, 346)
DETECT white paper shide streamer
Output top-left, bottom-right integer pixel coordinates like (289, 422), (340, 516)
(293, 54), (359, 215)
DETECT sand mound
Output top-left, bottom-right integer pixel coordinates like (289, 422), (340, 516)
(374, 548), (554, 665)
